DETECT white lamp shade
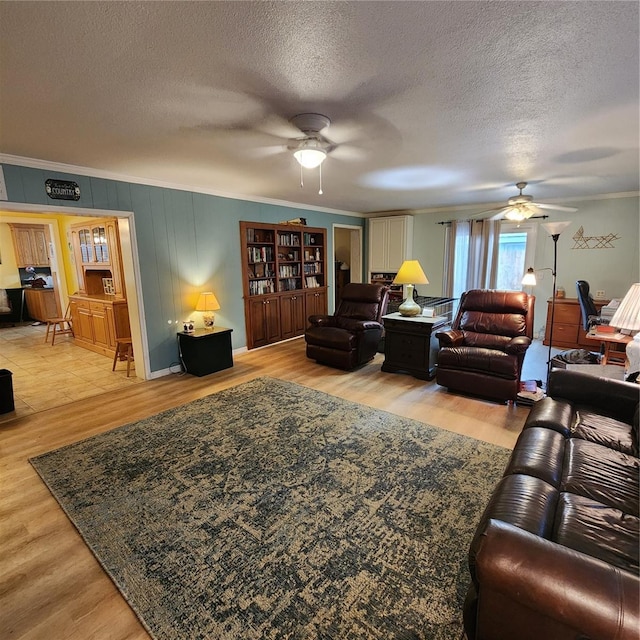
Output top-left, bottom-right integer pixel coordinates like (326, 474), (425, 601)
(195, 292), (220, 312)
(541, 221), (572, 236)
(521, 267), (537, 286)
(610, 283), (640, 332)
(393, 260), (429, 285)
(293, 139), (327, 169)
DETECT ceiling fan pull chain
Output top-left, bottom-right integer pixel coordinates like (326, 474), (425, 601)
(300, 164), (304, 188)
(318, 164), (323, 195)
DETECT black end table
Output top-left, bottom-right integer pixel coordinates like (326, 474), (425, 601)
(381, 312), (448, 380)
(177, 327), (233, 376)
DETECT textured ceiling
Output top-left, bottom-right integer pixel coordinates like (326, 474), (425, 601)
(0, 1), (638, 214)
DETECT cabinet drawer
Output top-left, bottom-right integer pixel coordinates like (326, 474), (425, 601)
(90, 301), (107, 313)
(552, 323), (579, 342)
(553, 304), (580, 324)
(384, 333), (428, 368)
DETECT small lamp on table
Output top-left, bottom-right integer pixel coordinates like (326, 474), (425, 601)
(196, 291), (221, 329)
(393, 260), (429, 317)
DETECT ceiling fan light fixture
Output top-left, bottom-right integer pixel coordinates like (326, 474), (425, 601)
(293, 139), (327, 169)
(504, 206), (531, 222)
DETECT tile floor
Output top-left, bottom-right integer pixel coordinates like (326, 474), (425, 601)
(0, 322), (142, 423)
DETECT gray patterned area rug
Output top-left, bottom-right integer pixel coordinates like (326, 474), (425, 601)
(31, 377), (510, 640)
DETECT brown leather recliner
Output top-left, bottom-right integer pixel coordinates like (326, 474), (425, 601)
(435, 289), (535, 402)
(305, 283), (389, 370)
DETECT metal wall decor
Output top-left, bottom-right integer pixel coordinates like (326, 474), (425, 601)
(571, 226), (620, 249)
(45, 179), (81, 201)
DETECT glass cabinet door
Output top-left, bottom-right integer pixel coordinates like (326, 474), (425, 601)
(78, 229), (93, 263)
(92, 226), (109, 263)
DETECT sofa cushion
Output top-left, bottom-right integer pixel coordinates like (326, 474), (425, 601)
(304, 326), (355, 351)
(562, 439), (639, 517)
(573, 407), (637, 456)
(504, 427), (566, 488)
(553, 492), (639, 574)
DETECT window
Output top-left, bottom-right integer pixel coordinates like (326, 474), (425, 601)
(496, 222), (537, 291)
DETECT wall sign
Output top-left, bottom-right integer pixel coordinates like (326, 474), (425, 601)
(572, 226), (619, 249)
(45, 178), (81, 201)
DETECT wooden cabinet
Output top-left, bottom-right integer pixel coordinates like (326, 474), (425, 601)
(70, 218), (126, 299)
(368, 215), (413, 300)
(24, 288), (59, 322)
(305, 289), (327, 318)
(69, 294), (130, 357)
(9, 223), (50, 267)
(543, 297), (609, 349)
(240, 221), (328, 349)
(368, 215), (413, 272)
(381, 312), (449, 380)
(280, 293), (306, 339)
(247, 295), (281, 348)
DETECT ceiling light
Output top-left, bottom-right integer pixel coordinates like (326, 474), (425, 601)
(293, 138), (327, 169)
(504, 205), (531, 222)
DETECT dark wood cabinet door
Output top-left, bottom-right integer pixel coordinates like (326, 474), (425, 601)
(280, 294), (305, 339)
(248, 296), (281, 348)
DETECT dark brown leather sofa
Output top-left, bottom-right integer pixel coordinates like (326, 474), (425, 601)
(305, 283), (389, 370)
(465, 369), (639, 640)
(435, 289), (535, 402)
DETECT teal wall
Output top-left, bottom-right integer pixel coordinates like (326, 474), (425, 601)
(1, 163), (365, 373)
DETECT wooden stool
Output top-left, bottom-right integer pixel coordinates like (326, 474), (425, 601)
(112, 338), (134, 377)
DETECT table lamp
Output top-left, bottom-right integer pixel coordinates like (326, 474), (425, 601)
(393, 260), (429, 316)
(609, 283), (640, 382)
(196, 291), (220, 329)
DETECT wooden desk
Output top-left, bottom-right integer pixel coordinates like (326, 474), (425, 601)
(584, 331), (631, 366)
(543, 297), (609, 349)
(381, 313), (448, 380)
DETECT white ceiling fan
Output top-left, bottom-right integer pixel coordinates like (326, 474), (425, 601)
(476, 182), (578, 221)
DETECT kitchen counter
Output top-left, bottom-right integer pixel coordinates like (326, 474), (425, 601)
(24, 287), (60, 322)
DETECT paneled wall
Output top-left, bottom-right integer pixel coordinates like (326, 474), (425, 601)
(1, 163), (364, 373)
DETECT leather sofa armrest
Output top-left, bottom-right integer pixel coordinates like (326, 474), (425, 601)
(336, 318), (383, 332)
(548, 369), (639, 424)
(308, 315), (337, 328)
(435, 329), (464, 347)
(504, 335), (532, 355)
(474, 520), (639, 640)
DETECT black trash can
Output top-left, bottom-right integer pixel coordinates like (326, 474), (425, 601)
(0, 369), (15, 414)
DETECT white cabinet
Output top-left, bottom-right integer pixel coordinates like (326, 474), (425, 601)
(368, 215), (413, 272)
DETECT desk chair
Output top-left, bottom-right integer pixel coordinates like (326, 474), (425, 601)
(576, 280), (604, 330)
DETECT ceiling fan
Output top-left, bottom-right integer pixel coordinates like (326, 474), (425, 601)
(476, 182), (578, 221)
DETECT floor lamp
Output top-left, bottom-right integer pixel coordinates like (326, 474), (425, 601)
(541, 221), (572, 388)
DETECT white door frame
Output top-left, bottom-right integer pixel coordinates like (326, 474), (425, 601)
(332, 224), (363, 307)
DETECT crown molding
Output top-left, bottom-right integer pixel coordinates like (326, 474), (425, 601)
(0, 154), (366, 218)
(369, 190), (640, 216)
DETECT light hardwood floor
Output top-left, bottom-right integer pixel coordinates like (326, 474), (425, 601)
(1, 337), (537, 640)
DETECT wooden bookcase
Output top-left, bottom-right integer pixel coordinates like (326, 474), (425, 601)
(240, 221), (327, 349)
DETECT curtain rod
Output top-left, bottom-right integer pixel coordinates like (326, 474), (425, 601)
(436, 214), (549, 225)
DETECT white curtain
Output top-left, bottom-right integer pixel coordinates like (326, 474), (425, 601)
(443, 219), (500, 297)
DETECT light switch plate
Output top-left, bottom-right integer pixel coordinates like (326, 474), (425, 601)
(595, 290), (605, 299)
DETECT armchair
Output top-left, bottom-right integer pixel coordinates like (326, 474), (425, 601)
(305, 283), (389, 370)
(435, 289), (535, 402)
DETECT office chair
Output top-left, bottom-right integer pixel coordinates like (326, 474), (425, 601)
(576, 280), (603, 331)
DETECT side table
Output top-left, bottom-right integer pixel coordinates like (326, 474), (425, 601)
(381, 312), (448, 380)
(178, 327), (233, 377)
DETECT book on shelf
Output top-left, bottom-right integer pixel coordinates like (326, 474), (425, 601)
(306, 276), (320, 288)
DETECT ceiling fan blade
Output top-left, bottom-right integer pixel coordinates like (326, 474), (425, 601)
(245, 144), (288, 159)
(255, 114), (303, 140)
(531, 202), (579, 212)
(470, 207), (505, 219)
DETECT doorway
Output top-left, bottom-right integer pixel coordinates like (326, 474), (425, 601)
(332, 224), (363, 309)
(0, 204), (146, 419)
